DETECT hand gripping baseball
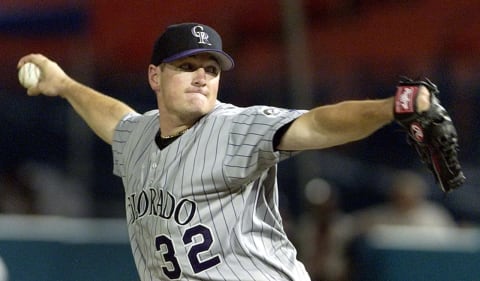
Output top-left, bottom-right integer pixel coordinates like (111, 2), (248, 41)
(17, 54), (71, 97)
(394, 77), (466, 192)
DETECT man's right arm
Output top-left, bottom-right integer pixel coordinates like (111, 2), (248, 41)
(17, 54), (136, 145)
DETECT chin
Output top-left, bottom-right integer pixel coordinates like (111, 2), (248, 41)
(189, 97), (215, 113)
(196, 105), (214, 116)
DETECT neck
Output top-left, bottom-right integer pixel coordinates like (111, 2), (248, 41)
(158, 116), (197, 139)
(160, 126), (189, 139)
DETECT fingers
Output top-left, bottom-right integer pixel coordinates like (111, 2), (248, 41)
(416, 86), (431, 112)
(17, 53), (48, 69)
(26, 86), (41, 96)
(17, 54), (35, 68)
(18, 54), (45, 95)
(18, 53), (72, 98)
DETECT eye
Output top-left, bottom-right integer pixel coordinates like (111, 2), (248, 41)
(178, 63), (195, 72)
(205, 65), (220, 76)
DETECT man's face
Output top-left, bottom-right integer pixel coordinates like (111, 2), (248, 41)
(151, 53), (221, 124)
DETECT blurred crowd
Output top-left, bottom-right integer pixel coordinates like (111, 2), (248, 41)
(295, 170), (459, 281)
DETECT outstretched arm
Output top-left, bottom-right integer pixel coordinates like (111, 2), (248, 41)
(17, 54), (136, 145)
(277, 87), (431, 151)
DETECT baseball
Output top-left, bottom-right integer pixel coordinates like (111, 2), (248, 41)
(18, 62), (41, 89)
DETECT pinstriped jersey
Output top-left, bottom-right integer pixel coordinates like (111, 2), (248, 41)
(112, 101), (311, 281)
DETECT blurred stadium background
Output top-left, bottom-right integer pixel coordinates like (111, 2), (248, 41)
(0, 1), (479, 280)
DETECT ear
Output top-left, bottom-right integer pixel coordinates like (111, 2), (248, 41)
(148, 64), (161, 90)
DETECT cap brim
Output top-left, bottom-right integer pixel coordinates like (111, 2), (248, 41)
(162, 49), (234, 71)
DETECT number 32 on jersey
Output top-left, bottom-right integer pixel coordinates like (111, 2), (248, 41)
(155, 224), (221, 279)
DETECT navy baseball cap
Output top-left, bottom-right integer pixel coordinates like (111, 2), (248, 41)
(150, 23), (234, 71)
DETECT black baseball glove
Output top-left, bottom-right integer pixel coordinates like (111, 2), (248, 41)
(394, 77), (465, 192)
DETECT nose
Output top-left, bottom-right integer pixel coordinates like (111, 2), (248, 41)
(192, 68), (207, 86)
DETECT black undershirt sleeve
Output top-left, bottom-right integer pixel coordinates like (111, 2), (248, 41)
(273, 121), (294, 151)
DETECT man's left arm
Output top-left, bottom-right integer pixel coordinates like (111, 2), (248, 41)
(276, 87), (430, 151)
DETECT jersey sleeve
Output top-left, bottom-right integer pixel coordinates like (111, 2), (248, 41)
(224, 106), (306, 183)
(111, 112), (143, 177)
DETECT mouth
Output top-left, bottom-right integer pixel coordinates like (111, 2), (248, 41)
(186, 88), (207, 96)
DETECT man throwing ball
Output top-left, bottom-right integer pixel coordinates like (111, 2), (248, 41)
(17, 22), (462, 281)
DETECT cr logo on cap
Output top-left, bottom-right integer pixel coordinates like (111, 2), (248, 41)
(191, 25), (212, 46)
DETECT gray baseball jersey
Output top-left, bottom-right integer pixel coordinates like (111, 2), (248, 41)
(112, 101), (311, 281)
